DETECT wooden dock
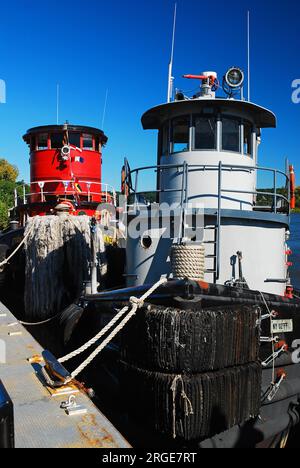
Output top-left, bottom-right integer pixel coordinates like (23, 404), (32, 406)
(0, 301), (130, 448)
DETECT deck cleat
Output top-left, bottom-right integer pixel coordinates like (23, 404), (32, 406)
(41, 350), (73, 388)
(60, 395), (87, 416)
(262, 341), (289, 368)
(267, 370), (287, 402)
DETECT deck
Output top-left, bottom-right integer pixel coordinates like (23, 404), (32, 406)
(0, 301), (130, 448)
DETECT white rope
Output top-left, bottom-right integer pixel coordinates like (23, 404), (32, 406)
(0, 224), (34, 268)
(58, 278), (168, 378)
(171, 244), (205, 281)
(259, 291), (276, 385)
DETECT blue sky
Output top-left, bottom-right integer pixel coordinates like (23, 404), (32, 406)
(0, 0), (299, 189)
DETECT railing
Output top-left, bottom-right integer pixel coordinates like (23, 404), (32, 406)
(127, 162), (290, 214)
(14, 180), (117, 207)
(126, 161), (290, 282)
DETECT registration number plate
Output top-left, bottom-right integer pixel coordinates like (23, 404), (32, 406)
(271, 319), (294, 334)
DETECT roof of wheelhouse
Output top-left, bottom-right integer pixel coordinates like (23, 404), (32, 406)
(141, 99), (276, 130)
(23, 124), (108, 144)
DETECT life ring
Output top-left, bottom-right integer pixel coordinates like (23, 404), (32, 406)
(290, 165), (296, 210)
(55, 199), (76, 213)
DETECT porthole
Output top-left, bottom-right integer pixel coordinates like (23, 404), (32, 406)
(141, 235), (152, 250)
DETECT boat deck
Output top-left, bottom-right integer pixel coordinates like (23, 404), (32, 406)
(0, 301), (130, 448)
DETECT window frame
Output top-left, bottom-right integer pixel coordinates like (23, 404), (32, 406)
(82, 133), (94, 151)
(221, 117), (241, 154)
(37, 133), (49, 151)
(192, 115), (218, 151)
(170, 115), (191, 155)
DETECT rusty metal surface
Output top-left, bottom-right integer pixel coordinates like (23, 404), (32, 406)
(0, 302), (130, 448)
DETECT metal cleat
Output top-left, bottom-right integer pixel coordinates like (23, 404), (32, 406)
(41, 350), (72, 388)
(60, 395), (87, 416)
(260, 336), (280, 344)
(262, 341), (288, 368)
(267, 370), (287, 402)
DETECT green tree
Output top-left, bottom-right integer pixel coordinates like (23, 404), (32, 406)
(0, 159), (22, 230)
(0, 159), (19, 182)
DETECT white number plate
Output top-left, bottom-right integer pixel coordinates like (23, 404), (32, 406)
(271, 319), (294, 334)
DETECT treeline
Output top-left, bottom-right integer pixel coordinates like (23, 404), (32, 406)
(0, 159), (28, 230)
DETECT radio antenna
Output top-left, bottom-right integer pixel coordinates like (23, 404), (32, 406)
(167, 3), (177, 103)
(56, 84), (60, 125)
(247, 10), (251, 102)
(101, 88), (109, 129)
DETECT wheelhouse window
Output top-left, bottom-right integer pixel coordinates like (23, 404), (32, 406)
(171, 117), (190, 153)
(194, 117), (216, 150)
(37, 133), (48, 150)
(162, 124), (170, 156)
(222, 119), (240, 153)
(94, 136), (101, 152)
(243, 122), (252, 156)
(51, 133), (64, 149)
(69, 133), (81, 148)
(30, 136), (37, 152)
(82, 134), (93, 151)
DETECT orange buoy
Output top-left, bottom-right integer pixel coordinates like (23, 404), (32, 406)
(289, 165), (296, 209)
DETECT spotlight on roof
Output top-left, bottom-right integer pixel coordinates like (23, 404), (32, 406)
(224, 67), (245, 89)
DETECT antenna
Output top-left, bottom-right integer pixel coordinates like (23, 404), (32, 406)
(167, 3), (177, 103)
(56, 84), (60, 125)
(101, 89), (109, 130)
(247, 11), (251, 102)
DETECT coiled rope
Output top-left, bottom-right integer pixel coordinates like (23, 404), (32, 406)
(59, 277), (168, 379)
(170, 244), (205, 280)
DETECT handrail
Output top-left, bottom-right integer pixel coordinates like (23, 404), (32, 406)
(15, 179), (117, 207)
(126, 162), (290, 214)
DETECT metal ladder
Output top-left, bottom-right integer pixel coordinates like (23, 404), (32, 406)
(203, 225), (220, 282)
(179, 160), (222, 283)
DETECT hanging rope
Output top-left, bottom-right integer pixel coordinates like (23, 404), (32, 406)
(259, 291), (276, 389)
(58, 277), (167, 379)
(171, 375), (194, 440)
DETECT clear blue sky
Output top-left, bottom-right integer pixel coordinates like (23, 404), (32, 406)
(0, 0), (299, 189)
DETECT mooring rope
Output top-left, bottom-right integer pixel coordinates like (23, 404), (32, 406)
(0, 224), (34, 268)
(18, 310), (64, 326)
(58, 278), (168, 379)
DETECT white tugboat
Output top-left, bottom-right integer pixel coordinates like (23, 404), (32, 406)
(84, 66), (300, 448)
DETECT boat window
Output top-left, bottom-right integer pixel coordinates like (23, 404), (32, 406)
(83, 134), (93, 150)
(94, 136), (101, 152)
(194, 117), (216, 150)
(243, 122), (252, 156)
(222, 119), (240, 153)
(171, 117), (190, 153)
(69, 133), (81, 148)
(30, 136), (37, 152)
(37, 133), (48, 150)
(51, 133), (64, 149)
(162, 124), (170, 156)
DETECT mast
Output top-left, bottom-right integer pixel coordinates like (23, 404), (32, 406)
(167, 3), (177, 103)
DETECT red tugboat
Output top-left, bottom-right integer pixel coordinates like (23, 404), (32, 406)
(18, 123), (114, 221)
(0, 123), (119, 320)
